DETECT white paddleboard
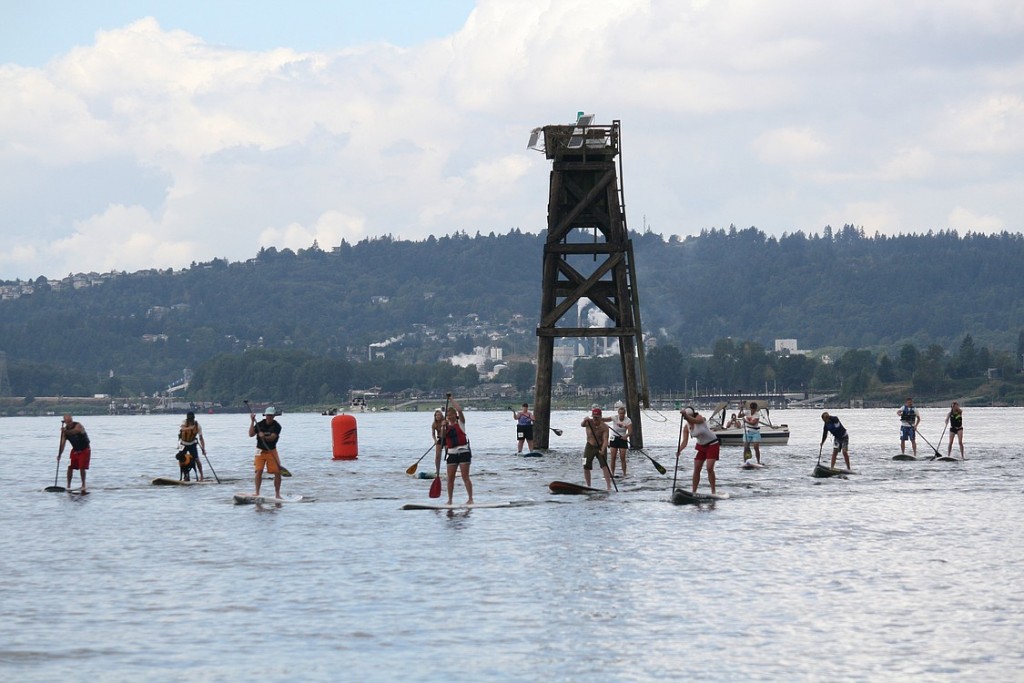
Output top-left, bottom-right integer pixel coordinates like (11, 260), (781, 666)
(401, 501), (522, 510)
(741, 461), (765, 469)
(233, 493), (305, 505)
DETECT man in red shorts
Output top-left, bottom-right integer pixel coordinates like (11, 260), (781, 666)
(58, 414), (91, 493)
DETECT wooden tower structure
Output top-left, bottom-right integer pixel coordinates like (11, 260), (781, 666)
(528, 116), (649, 449)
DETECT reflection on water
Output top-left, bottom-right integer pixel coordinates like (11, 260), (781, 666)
(1, 408), (1021, 681)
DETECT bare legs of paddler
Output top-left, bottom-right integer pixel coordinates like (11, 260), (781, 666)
(446, 461), (473, 505)
(692, 457), (716, 495)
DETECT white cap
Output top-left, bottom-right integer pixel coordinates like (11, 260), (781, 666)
(263, 407), (277, 416)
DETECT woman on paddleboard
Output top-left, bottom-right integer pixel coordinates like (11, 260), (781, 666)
(609, 403), (632, 477)
(945, 402), (965, 459)
(677, 407), (720, 495)
(513, 403), (535, 454)
(443, 395), (473, 505)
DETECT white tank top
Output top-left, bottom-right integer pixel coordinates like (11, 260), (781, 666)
(690, 420), (717, 445)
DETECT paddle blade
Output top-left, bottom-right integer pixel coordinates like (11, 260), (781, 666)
(553, 429), (563, 436)
(429, 476), (442, 498)
(280, 467), (292, 477)
(743, 443), (752, 461)
(654, 460), (667, 475)
(406, 462), (418, 475)
(44, 486), (66, 492)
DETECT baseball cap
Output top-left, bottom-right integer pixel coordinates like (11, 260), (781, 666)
(591, 408), (602, 416)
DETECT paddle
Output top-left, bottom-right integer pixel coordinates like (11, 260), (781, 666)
(917, 430), (943, 460)
(550, 426), (563, 436)
(45, 454), (66, 492)
(631, 442), (667, 474)
(817, 442), (824, 467)
(202, 449), (221, 484)
(429, 394), (452, 499)
(928, 424), (949, 461)
(671, 411), (684, 494)
(429, 468), (442, 498)
(406, 444), (435, 476)
(244, 400), (291, 477)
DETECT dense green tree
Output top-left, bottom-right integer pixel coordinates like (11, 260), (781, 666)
(646, 344), (686, 392)
(876, 354), (896, 383)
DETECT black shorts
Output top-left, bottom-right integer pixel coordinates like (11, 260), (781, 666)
(446, 449), (472, 465)
(610, 436), (628, 449)
(516, 425), (534, 441)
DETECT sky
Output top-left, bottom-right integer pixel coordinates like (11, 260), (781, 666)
(2, 0), (1023, 280)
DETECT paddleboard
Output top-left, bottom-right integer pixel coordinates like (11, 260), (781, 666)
(741, 461), (765, 469)
(520, 451), (544, 458)
(935, 456), (961, 462)
(152, 477), (218, 486)
(233, 493), (305, 505)
(548, 480), (609, 495)
(401, 501), (522, 510)
(892, 454), (918, 461)
(672, 489), (729, 505)
(415, 472), (436, 479)
(67, 489), (90, 496)
(812, 464), (855, 478)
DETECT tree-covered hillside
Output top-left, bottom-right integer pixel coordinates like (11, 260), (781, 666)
(1, 226), (1023, 396)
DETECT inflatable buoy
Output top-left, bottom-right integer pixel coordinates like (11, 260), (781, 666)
(331, 414), (358, 459)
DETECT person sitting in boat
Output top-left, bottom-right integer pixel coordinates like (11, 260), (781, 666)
(820, 412), (851, 470)
(742, 402), (762, 465)
(726, 413), (742, 429)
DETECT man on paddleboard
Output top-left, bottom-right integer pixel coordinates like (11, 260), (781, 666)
(177, 411), (206, 481)
(58, 414), (90, 493)
(820, 412), (851, 470)
(581, 407), (613, 490)
(250, 407), (283, 499)
(897, 397), (920, 457)
(677, 407), (720, 495)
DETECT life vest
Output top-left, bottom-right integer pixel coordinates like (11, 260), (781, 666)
(176, 450), (194, 467)
(949, 411), (963, 429)
(179, 423), (199, 444)
(445, 421), (469, 449)
(899, 407), (917, 425)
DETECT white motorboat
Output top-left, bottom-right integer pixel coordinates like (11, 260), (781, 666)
(708, 400), (790, 446)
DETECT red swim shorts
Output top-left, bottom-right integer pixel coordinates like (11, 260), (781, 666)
(70, 448), (91, 470)
(694, 441), (720, 462)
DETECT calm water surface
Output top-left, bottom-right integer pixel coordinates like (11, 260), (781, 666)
(2, 407), (1021, 681)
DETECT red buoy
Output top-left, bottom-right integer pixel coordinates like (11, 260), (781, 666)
(331, 414), (358, 459)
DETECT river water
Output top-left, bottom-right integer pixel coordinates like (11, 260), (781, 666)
(2, 407), (1021, 682)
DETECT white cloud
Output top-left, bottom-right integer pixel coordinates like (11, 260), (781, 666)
(947, 206), (1005, 233)
(754, 127), (829, 165)
(2, 2), (1024, 280)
